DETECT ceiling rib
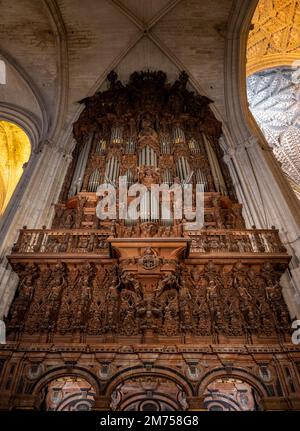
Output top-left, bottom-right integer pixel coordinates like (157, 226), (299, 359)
(108, 0), (145, 30)
(147, 0), (184, 30)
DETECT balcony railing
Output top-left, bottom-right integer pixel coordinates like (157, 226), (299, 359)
(10, 227), (287, 256)
(11, 229), (109, 255)
(188, 229), (287, 254)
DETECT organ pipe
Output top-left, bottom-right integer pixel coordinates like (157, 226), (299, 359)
(203, 134), (227, 195)
(69, 135), (93, 197)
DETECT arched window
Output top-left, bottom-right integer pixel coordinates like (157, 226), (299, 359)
(0, 121), (31, 215)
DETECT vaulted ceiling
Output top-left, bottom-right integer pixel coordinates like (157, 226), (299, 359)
(0, 0), (245, 150)
(247, 0), (300, 75)
(247, 0), (300, 199)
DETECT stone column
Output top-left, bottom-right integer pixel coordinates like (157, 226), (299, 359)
(0, 140), (72, 317)
(223, 137), (300, 318)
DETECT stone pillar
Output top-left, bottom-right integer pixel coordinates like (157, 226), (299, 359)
(0, 140), (72, 318)
(223, 137), (300, 318)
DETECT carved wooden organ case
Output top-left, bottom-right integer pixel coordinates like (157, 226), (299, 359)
(2, 70), (300, 412)
(6, 71), (293, 343)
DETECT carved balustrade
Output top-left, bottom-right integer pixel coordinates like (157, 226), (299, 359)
(10, 227), (287, 257)
(188, 228), (287, 255)
(11, 228), (109, 255)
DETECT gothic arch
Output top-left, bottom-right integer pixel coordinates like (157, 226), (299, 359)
(247, 0), (300, 76)
(224, 0), (300, 317)
(0, 111), (40, 240)
(0, 50), (48, 140)
(31, 366), (101, 409)
(197, 367), (268, 399)
(105, 367), (194, 400)
(0, 107), (40, 151)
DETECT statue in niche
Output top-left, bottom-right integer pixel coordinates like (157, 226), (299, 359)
(206, 279), (222, 331)
(231, 262), (256, 328)
(154, 272), (179, 298)
(57, 299), (73, 334)
(205, 260), (220, 283)
(167, 71), (189, 115)
(9, 265), (39, 331)
(88, 300), (105, 334)
(39, 265), (64, 330)
(105, 271), (121, 333)
(137, 166), (160, 186)
(120, 271), (143, 300)
(265, 278), (290, 331)
(178, 277), (193, 331)
(231, 204), (245, 229)
(119, 292), (137, 336)
(257, 300), (274, 335)
(265, 282), (282, 305)
(64, 211), (75, 229)
(140, 222), (158, 238)
(161, 292), (179, 335)
(107, 70), (124, 91)
(73, 264), (94, 330)
(212, 196), (225, 229)
(136, 297), (162, 332)
(138, 114), (158, 143)
(46, 265), (65, 302)
(17, 266), (49, 332)
(18, 265), (39, 303)
(260, 262), (290, 330)
(206, 279), (218, 303)
(226, 298), (244, 335)
(193, 295), (211, 336)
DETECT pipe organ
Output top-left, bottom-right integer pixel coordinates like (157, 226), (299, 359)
(3, 71), (298, 412)
(138, 146), (158, 167)
(104, 156), (120, 185)
(65, 71), (232, 202)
